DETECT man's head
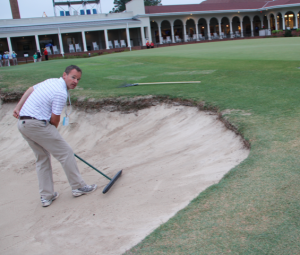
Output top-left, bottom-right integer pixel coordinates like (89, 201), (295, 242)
(63, 65), (82, 90)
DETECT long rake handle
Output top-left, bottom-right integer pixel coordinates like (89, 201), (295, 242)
(74, 154), (111, 180)
(137, 81), (201, 85)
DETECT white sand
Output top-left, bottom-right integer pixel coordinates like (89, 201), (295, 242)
(0, 102), (249, 255)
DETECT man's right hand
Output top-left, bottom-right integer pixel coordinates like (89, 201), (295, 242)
(13, 108), (20, 119)
(50, 113), (60, 128)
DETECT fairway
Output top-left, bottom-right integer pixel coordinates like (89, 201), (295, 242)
(1, 37), (300, 254)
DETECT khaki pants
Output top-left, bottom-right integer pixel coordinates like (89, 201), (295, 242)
(18, 119), (86, 200)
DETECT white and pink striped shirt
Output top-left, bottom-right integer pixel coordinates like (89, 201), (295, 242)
(20, 77), (68, 121)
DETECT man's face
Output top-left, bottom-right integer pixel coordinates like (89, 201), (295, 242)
(63, 69), (82, 90)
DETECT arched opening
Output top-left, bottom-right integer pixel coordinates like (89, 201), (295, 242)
(174, 19), (183, 42)
(161, 20), (171, 43)
(221, 17), (230, 38)
(243, 16), (251, 37)
(198, 18), (208, 38)
(210, 17), (219, 36)
(232, 16), (241, 36)
(270, 14), (275, 31)
(277, 13), (283, 30)
(186, 18), (196, 40)
(253, 15), (261, 35)
(150, 21), (159, 44)
(285, 11), (295, 29)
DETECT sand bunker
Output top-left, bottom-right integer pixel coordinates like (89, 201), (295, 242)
(0, 102), (249, 255)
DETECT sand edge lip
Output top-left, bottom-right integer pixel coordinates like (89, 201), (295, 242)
(0, 92), (250, 149)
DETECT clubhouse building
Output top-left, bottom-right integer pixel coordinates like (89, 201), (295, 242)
(1, 0), (300, 59)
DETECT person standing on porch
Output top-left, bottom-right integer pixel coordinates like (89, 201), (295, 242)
(37, 50), (42, 62)
(12, 51), (18, 65)
(44, 48), (48, 61)
(33, 52), (37, 63)
(3, 52), (10, 66)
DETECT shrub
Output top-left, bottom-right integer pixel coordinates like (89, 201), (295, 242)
(284, 29), (292, 37)
(92, 53), (99, 57)
(272, 30), (283, 34)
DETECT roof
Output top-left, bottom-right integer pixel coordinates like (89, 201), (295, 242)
(0, 19), (140, 33)
(145, 0), (300, 14)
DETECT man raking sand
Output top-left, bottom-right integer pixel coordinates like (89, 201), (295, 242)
(13, 65), (97, 207)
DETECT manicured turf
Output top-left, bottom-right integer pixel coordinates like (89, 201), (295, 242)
(2, 37), (300, 254)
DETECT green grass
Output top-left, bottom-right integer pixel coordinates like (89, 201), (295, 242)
(2, 37), (300, 254)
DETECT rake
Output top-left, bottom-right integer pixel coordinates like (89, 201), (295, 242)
(74, 154), (122, 194)
(119, 81), (201, 88)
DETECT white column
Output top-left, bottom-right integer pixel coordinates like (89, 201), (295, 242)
(7, 37), (13, 58)
(147, 25), (152, 42)
(282, 15), (286, 30)
(158, 26), (162, 44)
(104, 29), (109, 49)
(207, 22), (211, 40)
(241, 21), (244, 37)
(230, 21), (233, 38)
(267, 16), (270, 30)
(58, 28), (64, 55)
(195, 23), (199, 41)
(275, 15), (278, 30)
(82, 31), (87, 52)
(183, 24), (187, 41)
(35, 35), (40, 52)
(140, 26), (146, 46)
(126, 26), (131, 49)
(295, 13), (299, 29)
(171, 25), (175, 43)
(251, 19), (254, 37)
(218, 21), (222, 39)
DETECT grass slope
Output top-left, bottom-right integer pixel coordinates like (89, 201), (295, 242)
(1, 38), (300, 254)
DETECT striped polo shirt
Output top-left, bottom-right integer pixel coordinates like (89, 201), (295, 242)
(20, 77), (68, 121)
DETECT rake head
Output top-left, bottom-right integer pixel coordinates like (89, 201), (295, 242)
(118, 83), (139, 88)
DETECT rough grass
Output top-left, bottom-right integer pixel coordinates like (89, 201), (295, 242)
(1, 37), (300, 254)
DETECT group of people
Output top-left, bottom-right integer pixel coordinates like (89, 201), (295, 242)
(33, 49), (48, 62)
(146, 41), (155, 49)
(0, 48), (49, 67)
(33, 50), (42, 63)
(0, 51), (18, 67)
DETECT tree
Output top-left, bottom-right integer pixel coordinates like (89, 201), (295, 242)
(111, 0), (161, 13)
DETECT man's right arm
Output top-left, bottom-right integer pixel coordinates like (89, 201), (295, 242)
(13, 87), (34, 118)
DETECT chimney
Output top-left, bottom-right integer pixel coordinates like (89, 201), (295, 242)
(10, 0), (21, 19)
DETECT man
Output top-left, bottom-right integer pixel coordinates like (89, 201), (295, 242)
(37, 50), (42, 62)
(12, 51), (18, 65)
(13, 65), (97, 207)
(146, 41), (150, 49)
(3, 51), (10, 66)
(44, 48), (48, 61)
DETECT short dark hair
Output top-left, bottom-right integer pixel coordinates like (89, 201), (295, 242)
(65, 65), (82, 75)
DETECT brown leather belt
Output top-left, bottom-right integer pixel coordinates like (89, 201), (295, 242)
(20, 116), (37, 120)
